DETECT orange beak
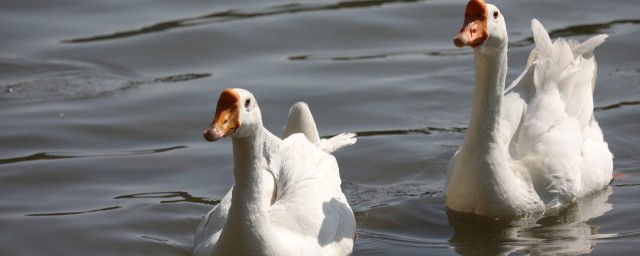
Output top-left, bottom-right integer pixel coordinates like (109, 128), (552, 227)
(453, 0), (489, 48)
(203, 88), (241, 142)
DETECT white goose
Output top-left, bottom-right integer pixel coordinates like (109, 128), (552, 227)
(194, 88), (357, 256)
(446, 0), (613, 217)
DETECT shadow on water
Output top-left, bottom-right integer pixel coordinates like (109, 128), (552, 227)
(447, 187), (614, 256)
(63, 0), (424, 44)
(0, 146), (186, 165)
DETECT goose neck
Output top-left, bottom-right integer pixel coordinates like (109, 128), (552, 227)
(230, 128), (272, 206)
(221, 127), (275, 251)
(464, 48), (508, 152)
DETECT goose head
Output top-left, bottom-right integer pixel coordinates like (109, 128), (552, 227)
(453, 0), (507, 53)
(203, 88), (262, 141)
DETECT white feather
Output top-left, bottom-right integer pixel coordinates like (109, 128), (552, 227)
(283, 102), (357, 153)
(195, 90), (356, 255)
(446, 6), (612, 217)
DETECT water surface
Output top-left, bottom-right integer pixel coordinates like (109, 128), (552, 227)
(1, 0), (639, 255)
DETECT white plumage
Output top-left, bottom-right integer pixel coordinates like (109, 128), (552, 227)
(446, 0), (613, 217)
(195, 88), (356, 255)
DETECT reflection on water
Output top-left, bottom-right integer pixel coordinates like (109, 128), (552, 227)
(448, 187), (613, 256)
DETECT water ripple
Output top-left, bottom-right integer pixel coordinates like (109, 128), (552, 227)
(0, 57), (211, 105)
(596, 230), (640, 240)
(63, 0), (424, 44)
(322, 126), (467, 139)
(114, 191), (220, 206)
(344, 181), (443, 211)
(151, 73), (211, 84)
(510, 19), (640, 47)
(594, 100), (640, 111)
(359, 231), (449, 248)
(292, 19), (640, 62)
(289, 48), (467, 62)
(0, 146), (186, 165)
(26, 206), (122, 217)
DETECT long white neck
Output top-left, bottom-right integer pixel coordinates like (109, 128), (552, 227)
(462, 47), (508, 159)
(447, 39), (543, 215)
(217, 127), (279, 254)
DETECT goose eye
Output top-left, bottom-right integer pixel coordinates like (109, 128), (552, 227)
(493, 11), (499, 19)
(244, 99), (251, 108)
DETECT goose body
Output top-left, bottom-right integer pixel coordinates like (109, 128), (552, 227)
(195, 88), (356, 255)
(446, 0), (613, 216)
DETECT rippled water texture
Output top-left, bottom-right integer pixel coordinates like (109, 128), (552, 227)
(1, 0), (639, 255)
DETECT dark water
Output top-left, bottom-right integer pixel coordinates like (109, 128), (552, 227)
(1, 0), (639, 255)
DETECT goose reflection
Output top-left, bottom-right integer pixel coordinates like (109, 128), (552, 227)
(447, 187), (612, 256)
